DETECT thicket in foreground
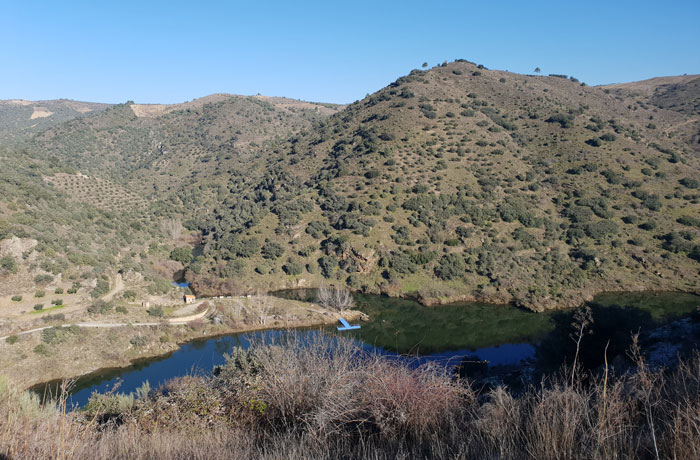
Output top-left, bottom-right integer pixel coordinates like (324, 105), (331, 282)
(1, 335), (699, 459)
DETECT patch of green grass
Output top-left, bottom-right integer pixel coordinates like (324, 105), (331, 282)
(30, 304), (66, 314)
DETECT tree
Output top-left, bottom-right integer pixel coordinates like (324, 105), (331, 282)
(534, 67), (541, 74)
(261, 241), (284, 260)
(170, 246), (193, 264)
(422, 62), (428, 68)
(318, 256), (338, 278)
(0, 255), (18, 274)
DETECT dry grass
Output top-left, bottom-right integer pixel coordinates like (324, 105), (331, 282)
(1, 335), (700, 459)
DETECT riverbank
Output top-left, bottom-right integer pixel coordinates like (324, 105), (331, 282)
(0, 295), (366, 390)
(189, 269), (700, 311)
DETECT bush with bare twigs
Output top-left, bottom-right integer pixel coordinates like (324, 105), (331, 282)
(316, 285), (355, 311)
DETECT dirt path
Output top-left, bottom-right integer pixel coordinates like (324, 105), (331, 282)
(102, 274), (124, 302)
(0, 302), (213, 341)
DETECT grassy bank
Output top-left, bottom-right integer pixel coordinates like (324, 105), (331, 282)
(1, 334), (699, 459)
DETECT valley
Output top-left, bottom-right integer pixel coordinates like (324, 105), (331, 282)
(1, 60), (699, 460)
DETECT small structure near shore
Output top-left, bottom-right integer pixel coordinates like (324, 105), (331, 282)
(184, 294), (196, 304)
(337, 317), (361, 331)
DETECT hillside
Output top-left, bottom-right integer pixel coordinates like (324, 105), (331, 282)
(604, 74), (700, 116)
(0, 94), (343, 304)
(29, 94), (343, 193)
(0, 99), (111, 142)
(178, 61), (700, 309)
(2, 62), (700, 311)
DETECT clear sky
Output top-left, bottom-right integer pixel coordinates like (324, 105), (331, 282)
(1, 0), (699, 104)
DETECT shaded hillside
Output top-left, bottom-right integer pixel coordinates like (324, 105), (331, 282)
(0, 147), (162, 297)
(604, 75), (700, 116)
(183, 61), (700, 309)
(0, 99), (111, 142)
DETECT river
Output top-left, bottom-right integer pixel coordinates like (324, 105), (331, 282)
(34, 291), (700, 408)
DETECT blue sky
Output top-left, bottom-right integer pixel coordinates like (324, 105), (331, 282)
(1, 0), (699, 104)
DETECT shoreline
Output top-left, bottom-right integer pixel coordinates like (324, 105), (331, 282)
(22, 308), (366, 392)
(16, 288), (700, 392)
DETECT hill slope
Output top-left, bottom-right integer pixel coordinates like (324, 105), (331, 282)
(0, 99), (111, 142)
(181, 61), (700, 309)
(2, 63), (699, 311)
(0, 94), (343, 300)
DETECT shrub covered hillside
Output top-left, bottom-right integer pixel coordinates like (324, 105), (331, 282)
(0, 99), (111, 143)
(179, 62), (700, 309)
(29, 94), (342, 192)
(0, 95), (341, 295)
(6, 62), (700, 310)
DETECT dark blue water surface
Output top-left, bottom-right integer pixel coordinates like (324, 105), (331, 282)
(44, 327), (535, 409)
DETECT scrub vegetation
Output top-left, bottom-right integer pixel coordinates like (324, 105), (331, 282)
(1, 63), (699, 311)
(1, 335), (700, 459)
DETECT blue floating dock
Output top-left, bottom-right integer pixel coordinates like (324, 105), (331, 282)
(337, 317), (361, 331)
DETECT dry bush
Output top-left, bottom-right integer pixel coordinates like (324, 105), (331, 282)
(316, 284), (355, 311)
(3, 338), (700, 459)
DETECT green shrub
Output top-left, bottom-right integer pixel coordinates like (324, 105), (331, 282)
(677, 216), (700, 228)
(261, 241), (284, 260)
(115, 305), (128, 314)
(435, 254), (466, 281)
(169, 246), (193, 264)
(54, 288), (64, 294)
(680, 178), (700, 189)
(34, 274), (53, 284)
(33, 344), (50, 356)
(147, 277), (172, 295)
(51, 299), (63, 306)
(91, 280), (110, 298)
(5, 335), (18, 345)
(0, 256), (18, 274)
(318, 256), (338, 278)
(147, 305), (164, 317)
(11, 295), (22, 302)
(33, 304), (44, 311)
(41, 325), (80, 345)
(389, 252), (416, 275)
(34, 290), (45, 298)
(545, 114), (574, 128)
(130, 335), (148, 347)
(282, 260), (304, 276)
(87, 300), (113, 314)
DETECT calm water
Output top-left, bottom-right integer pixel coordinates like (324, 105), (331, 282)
(35, 291), (700, 408)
